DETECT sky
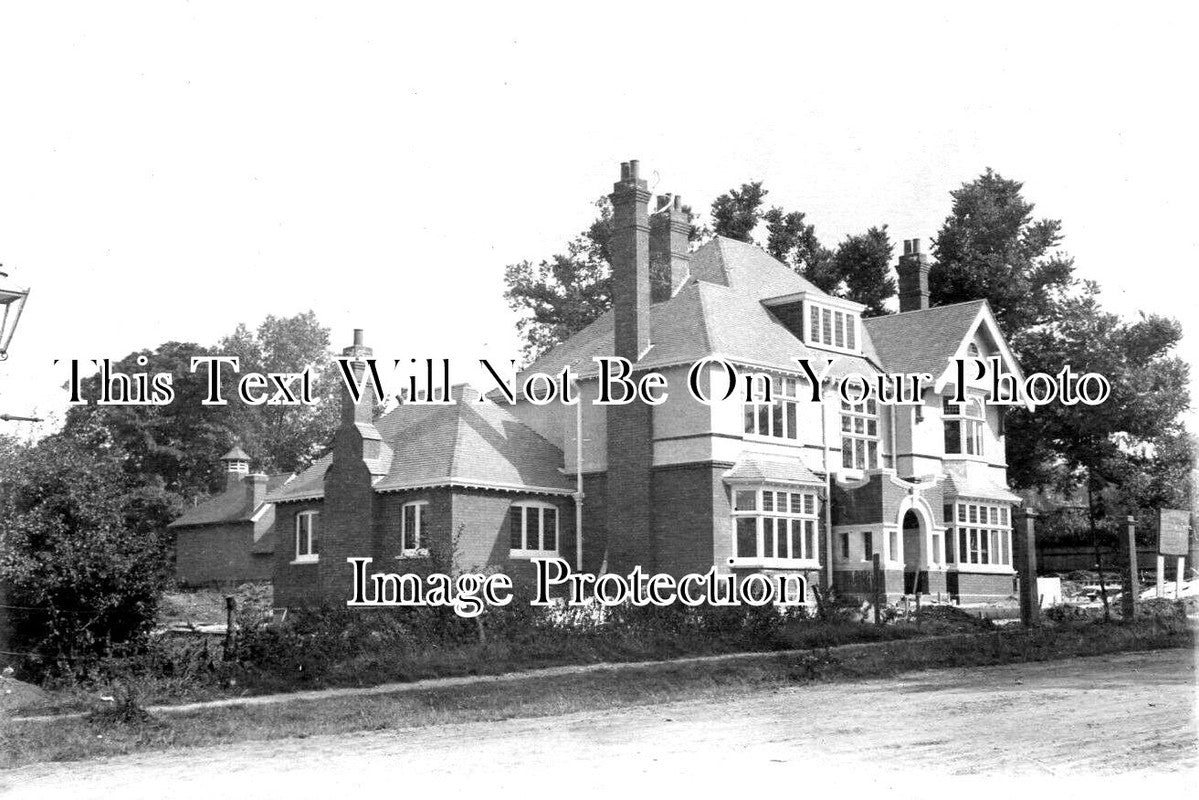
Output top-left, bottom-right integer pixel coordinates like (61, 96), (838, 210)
(0, 2), (1196, 436)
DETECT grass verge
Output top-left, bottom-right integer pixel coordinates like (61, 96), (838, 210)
(1, 617), (1191, 769)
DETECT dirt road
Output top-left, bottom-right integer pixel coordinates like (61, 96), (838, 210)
(3, 649), (1195, 797)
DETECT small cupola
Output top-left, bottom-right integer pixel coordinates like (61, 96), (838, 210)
(220, 445), (251, 490)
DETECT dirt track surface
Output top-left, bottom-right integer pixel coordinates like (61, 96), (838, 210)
(3, 649), (1196, 798)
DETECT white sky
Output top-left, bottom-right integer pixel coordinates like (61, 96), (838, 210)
(0, 2), (1196, 435)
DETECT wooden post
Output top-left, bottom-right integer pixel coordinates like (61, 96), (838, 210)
(223, 595), (236, 660)
(872, 553), (884, 625)
(1122, 515), (1139, 619)
(1013, 508), (1039, 627)
(1176, 557), (1186, 600)
(1156, 554), (1166, 598)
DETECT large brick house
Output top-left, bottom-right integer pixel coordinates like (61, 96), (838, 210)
(268, 160), (1024, 607)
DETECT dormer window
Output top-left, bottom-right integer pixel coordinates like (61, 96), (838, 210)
(761, 291), (864, 355)
(807, 304), (857, 350)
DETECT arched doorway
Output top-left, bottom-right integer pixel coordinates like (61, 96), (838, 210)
(901, 509), (928, 595)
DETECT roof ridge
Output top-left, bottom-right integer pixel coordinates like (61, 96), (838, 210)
(869, 298), (986, 320)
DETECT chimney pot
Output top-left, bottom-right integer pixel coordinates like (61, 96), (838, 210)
(629, 159), (639, 179)
(353, 328), (364, 346)
(620, 162), (630, 180)
(912, 238), (922, 254)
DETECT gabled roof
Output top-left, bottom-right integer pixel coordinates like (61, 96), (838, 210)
(268, 386), (575, 504)
(862, 300), (988, 378)
(169, 473), (293, 528)
(221, 446), (251, 461)
(524, 236), (879, 380)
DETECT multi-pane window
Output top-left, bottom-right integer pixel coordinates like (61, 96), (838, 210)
(840, 398), (879, 470)
(743, 375), (800, 440)
(509, 502), (559, 557)
(732, 488), (820, 563)
(294, 511), (319, 563)
(944, 396), (985, 456)
(401, 500), (428, 556)
(808, 304), (858, 351)
(946, 502), (1011, 567)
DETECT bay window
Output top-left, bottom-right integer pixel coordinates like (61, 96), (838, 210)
(732, 487), (820, 563)
(946, 501), (1011, 567)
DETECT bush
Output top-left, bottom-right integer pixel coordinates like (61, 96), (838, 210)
(0, 427), (176, 680)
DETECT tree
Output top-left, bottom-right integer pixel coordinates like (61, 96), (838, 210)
(503, 197), (614, 362)
(61, 341), (238, 499)
(61, 312), (340, 499)
(1006, 282), (1190, 617)
(216, 310), (341, 475)
(831, 226), (895, 316)
(930, 168), (1075, 336)
(711, 181), (767, 242)
(762, 206), (839, 293)
(0, 424), (177, 676)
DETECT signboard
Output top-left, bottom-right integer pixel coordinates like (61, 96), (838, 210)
(1158, 509), (1191, 556)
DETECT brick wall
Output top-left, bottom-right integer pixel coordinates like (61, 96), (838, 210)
(273, 500), (324, 607)
(175, 522), (273, 587)
(652, 462), (730, 578)
(950, 570), (1017, 603)
(579, 471), (608, 574)
(605, 400), (655, 572)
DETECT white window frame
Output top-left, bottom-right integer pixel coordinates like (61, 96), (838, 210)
(805, 303), (859, 353)
(400, 500), (429, 558)
(293, 510), (319, 564)
(743, 375), (801, 441)
(840, 398), (880, 471)
(943, 396), (985, 458)
(946, 501), (1012, 569)
(730, 487), (821, 567)
(509, 501), (560, 558)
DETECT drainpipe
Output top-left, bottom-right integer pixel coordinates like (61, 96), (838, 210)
(822, 383), (834, 590)
(574, 373), (584, 573)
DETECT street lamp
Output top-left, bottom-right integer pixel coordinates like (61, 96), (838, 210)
(0, 266), (30, 361)
(0, 265), (41, 423)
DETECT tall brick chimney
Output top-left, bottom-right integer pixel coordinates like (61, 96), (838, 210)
(610, 160), (651, 360)
(321, 329), (386, 603)
(246, 472), (268, 509)
(604, 160), (656, 576)
(341, 328), (374, 426)
(897, 238), (931, 312)
(650, 194), (691, 303)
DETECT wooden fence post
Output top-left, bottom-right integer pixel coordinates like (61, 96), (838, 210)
(1013, 508), (1040, 627)
(223, 595), (236, 660)
(1122, 515), (1139, 619)
(872, 553), (884, 625)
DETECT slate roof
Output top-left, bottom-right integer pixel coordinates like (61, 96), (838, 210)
(941, 465), (1022, 504)
(169, 473), (294, 528)
(267, 385), (575, 504)
(221, 445), (251, 461)
(723, 455), (824, 486)
(523, 236), (880, 380)
(862, 300), (986, 377)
